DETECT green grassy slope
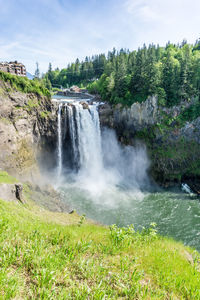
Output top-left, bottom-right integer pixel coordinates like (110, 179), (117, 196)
(0, 171), (18, 184)
(0, 71), (50, 98)
(0, 197), (200, 299)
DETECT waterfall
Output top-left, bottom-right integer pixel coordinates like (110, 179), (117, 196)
(67, 105), (79, 169)
(57, 103), (63, 176)
(57, 102), (103, 177)
(56, 100), (149, 195)
(75, 104), (103, 175)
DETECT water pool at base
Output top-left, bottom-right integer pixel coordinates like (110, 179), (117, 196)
(60, 186), (200, 251)
(54, 99), (200, 252)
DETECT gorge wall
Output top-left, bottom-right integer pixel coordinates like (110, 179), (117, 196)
(0, 80), (57, 180)
(99, 97), (200, 187)
(0, 80), (74, 212)
(1, 77), (200, 189)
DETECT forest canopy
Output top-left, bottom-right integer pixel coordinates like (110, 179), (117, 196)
(44, 40), (200, 106)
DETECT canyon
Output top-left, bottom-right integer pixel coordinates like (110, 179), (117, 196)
(0, 80), (200, 250)
(1, 79), (200, 190)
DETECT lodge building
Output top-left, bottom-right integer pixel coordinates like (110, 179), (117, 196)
(0, 61), (26, 77)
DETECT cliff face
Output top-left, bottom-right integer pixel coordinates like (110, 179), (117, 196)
(1, 78), (199, 188)
(0, 80), (57, 179)
(99, 96), (159, 135)
(99, 97), (200, 186)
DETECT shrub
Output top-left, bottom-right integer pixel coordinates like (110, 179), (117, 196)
(0, 71), (51, 98)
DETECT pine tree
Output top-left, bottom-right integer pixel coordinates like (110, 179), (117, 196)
(130, 45), (147, 101)
(34, 62), (40, 79)
(48, 63), (52, 72)
(162, 48), (180, 105)
(145, 44), (161, 96)
(114, 53), (128, 98)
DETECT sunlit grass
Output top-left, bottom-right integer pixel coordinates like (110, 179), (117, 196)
(0, 171), (18, 184)
(0, 199), (199, 299)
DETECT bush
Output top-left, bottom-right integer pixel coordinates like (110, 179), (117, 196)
(109, 223), (157, 248)
(0, 71), (51, 98)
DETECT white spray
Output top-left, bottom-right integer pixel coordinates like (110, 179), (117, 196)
(57, 103), (63, 177)
(56, 101), (150, 204)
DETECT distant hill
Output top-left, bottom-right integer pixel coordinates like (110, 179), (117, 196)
(26, 71), (34, 80)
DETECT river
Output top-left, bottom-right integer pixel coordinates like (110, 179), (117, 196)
(60, 184), (200, 251)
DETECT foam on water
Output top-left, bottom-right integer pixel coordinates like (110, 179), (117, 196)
(56, 101), (149, 202)
(54, 99), (200, 251)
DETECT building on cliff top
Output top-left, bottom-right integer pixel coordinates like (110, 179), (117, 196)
(0, 61), (26, 77)
(70, 85), (88, 93)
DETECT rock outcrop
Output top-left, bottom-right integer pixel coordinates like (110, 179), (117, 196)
(0, 80), (57, 179)
(0, 183), (23, 203)
(1, 77), (199, 189)
(99, 96), (160, 144)
(99, 97), (200, 186)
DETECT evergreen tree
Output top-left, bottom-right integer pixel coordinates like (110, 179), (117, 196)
(44, 41), (200, 107)
(145, 44), (161, 96)
(130, 45), (147, 102)
(34, 62), (40, 79)
(114, 53), (128, 99)
(162, 48), (180, 105)
(48, 63), (52, 72)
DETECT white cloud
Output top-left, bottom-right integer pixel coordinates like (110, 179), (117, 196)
(124, 0), (162, 21)
(0, 0), (199, 73)
(124, 0), (200, 25)
(123, 0), (200, 47)
(138, 5), (161, 22)
(124, 0), (144, 13)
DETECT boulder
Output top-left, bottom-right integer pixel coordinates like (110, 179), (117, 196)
(15, 184), (23, 202)
(80, 102), (89, 109)
(0, 183), (23, 202)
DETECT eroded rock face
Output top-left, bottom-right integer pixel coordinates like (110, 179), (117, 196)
(15, 184), (23, 202)
(27, 183), (72, 213)
(180, 117), (200, 144)
(0, 80), (57, 178)
(0, 184), (16, 202)
(99, 96), (200, 185)
(0, 181), (73, 212)
(99, 96), (159, 136)
(114, 96), (159, 130)
(0, 183), (23, 202)
(80, 101), (89, 109)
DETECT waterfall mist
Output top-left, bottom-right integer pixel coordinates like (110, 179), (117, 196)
(55, 101), (151, 208)
(101, 128), (150, 190)
(57, 103), (63, 177)
(39, 99), (200, 251)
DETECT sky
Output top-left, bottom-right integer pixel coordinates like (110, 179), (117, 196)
(0, 0), (199, 74)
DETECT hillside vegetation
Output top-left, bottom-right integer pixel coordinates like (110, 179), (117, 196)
(0, 71), (51, 98)
(45, 40), (200, 107)
(0, 172), (200, 299)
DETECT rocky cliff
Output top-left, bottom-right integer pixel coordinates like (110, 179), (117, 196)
(1, 77), (199, 190)
(99, 97), (200, 187)
(0, 80), (57, 180)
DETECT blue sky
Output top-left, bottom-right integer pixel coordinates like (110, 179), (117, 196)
(0, 0), (199, 74)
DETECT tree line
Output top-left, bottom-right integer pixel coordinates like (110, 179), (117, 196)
(42, 39), (200, 106)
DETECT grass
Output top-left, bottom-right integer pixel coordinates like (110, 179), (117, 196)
(0, 196), (200, 299)
(27, 99), (39, 109)
(0, 71), (51, 98)
(0, 171), (18, 184)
